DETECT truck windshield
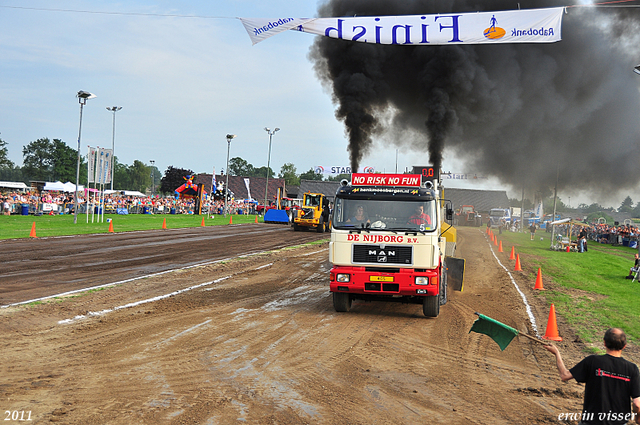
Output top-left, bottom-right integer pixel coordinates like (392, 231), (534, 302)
(333, 198), (437, 232)
(304, 195), (321, 207)
(490, 209), (506, 217)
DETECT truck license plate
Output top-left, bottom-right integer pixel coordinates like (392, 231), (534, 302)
(370, 276), (393, 282)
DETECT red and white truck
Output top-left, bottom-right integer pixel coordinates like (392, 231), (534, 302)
(328, 169), (464, 317)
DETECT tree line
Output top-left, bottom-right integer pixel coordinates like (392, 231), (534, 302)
(0, 137), (160, 193)
(3, 137), (640, 218)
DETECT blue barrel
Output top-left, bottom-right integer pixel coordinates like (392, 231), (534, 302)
(170, 207), (176, 215)
(21, 204), (29, 215)
(143, 206), (149, 214)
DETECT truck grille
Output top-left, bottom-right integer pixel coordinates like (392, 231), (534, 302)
(301, 208), (314, 219)
(352, 244), (413, 265)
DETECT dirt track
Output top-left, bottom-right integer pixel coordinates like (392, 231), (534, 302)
(0, 225), (621, 424)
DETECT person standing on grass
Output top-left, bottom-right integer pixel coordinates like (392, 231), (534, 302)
(530, 222), (537, 240)
(545, 328), (640, 425)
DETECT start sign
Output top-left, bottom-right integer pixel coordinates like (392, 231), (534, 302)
(351, 174), (422, 187)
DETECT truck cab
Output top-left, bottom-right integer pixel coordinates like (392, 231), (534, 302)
(328, 172), (464, 317)
(488, 208), (511, 228)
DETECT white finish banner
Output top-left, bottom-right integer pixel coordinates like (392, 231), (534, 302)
(239, 7), (563, 46)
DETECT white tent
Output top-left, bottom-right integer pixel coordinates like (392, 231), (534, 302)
(0, 181), (28, 190)
(63, 182), (83, 192)
(104, 190), (147, 197)
(43, 181), (84, 192)
(43, 181), (65, 191)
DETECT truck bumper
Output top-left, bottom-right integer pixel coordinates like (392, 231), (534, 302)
(295, 219), (320, 227)
(329, 266), (439, 297)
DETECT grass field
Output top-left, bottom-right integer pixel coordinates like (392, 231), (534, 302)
(495, 228), (640, 349)
(0, 213), (262, 239)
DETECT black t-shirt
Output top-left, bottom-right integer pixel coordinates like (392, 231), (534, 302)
(570, 354), (640, 424)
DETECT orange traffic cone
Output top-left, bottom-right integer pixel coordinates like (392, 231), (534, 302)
(162, 217), (167, 229)
(534, 267), (545, 290)
(509, 246), (515, 260)
(201, 217), (205, 227)
(29, 222), (37, 238)
(229, 216), (233, 225)
(498, 241), (503, 252)
(254, 215), (258, 223)
(494, 237), (498, 246)
(108, 220), (114, 233)
(514, 254), (522, 271)
(542, 304), (562, 341)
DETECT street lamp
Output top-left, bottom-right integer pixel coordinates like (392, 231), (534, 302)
(224, 134), (237, 217)
(150, 160), (155, 198)
(106, 106), (122, 190)
(74, 90), (96, 224)
(263, 127), (280, 212)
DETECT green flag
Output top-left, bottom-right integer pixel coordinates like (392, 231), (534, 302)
(469, 313), (519, 351)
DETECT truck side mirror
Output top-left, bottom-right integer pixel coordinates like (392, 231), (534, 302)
(446, 202), (453, 221)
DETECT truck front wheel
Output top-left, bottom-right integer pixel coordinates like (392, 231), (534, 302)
(423, 295), (440, 317)
(333, 292), (352, 312)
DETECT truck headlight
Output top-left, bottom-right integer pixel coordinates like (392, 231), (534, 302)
(415, 276), (429, 285)
(336, 274), (350, 283)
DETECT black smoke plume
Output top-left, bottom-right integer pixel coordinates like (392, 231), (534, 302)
(310, 0), (640, 198)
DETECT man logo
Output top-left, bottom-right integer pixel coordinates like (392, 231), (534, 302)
(484, 14), (506, 40)
(369, 249), (395, 263)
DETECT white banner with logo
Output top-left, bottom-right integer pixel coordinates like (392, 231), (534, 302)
(95, 148), (105, 184)
(314, 166), (375, 175)
(442, 173), (488, 180)
(103, 149), (112, 184)
(88, 147), (97, 183)
(244, 178), (252, 200)
(240, 7), (563, 46)
(94, 148), (113, 185)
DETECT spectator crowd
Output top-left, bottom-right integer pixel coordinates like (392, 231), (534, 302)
(0, 190), (258, 216)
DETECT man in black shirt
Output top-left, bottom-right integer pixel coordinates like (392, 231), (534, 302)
(545, 328), (640, 424)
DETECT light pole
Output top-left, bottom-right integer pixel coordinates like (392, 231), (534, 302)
(150, 160), (155, 198)
(224, 134), (237, 217)
(74, 90), (96, 224)
(263, 127), (280, 212)
(106, 106), (122, 190)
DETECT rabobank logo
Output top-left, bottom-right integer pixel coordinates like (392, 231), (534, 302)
(314, 166), (324, 174)
(483, 15), (505, 40)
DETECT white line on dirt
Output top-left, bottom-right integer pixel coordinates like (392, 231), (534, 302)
(300, 248), (328, 256)
(1, 257), (234, 309)
(486, 232), (540, 337)
(156, 319), (212, 347)
(57, 276), (232, 325)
